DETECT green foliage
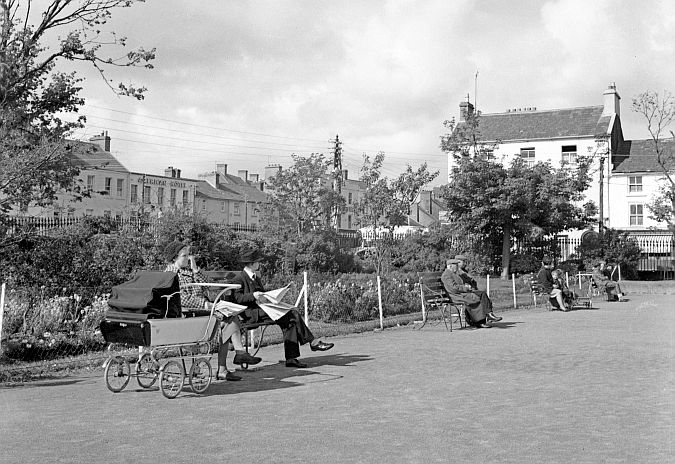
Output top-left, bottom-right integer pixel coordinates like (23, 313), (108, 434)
(573, 229), (642, 278)
(509, 253), (541, 275)
(0, 0), (154, 221)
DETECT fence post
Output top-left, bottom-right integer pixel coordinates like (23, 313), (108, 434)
(303, 271), (309, 325)
(376, 275), (384, 330)
(0, 283), (5, 354)
(512, 274), (517, 309)
(578, 272), (582, 290)
(486, 274), (490, 297)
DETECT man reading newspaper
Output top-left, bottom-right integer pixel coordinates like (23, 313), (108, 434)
(232, 247), (334, 368)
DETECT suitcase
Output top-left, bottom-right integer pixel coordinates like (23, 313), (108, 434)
(100, 311), (152, 346)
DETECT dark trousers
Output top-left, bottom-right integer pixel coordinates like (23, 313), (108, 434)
(243, 307), (314, 360)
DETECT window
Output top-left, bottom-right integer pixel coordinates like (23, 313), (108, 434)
(86, 175), (95, 191)
(157, 187), (164, 205)
(130, 185), (138, 204)
(251, 205), (258, 217)
(629, 176), (643, 193)
(143, 186), (151, 204)
(202, 199), (206, 211)
(182, 190), (189, 206)
(629, 204), (643, 226)
(519, 148), (535, 167)
(104, 177), (112, 194)
(561, 145), (577, 164)
(234, 202), (240, 215)
(170, 188), (176, 206)
(221, 201), (225, 212)
(347, 215), (352, 229)
(348, 192), (353, 204)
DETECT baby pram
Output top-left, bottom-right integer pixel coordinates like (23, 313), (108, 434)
(100, 271), (239, 399)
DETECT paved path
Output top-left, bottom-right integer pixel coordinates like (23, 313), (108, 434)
(1, 294), (673, 463)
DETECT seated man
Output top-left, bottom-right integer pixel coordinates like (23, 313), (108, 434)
(163, 241), (261, 381)
(440, 258), (492, 328)
(232, 246), (334, 368)
(454, 254), (502, 322)
(536, 256), (568, 311)
(591, 261), (625, 301)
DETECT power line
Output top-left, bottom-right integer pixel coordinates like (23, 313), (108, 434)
(83, 104), (329, 143)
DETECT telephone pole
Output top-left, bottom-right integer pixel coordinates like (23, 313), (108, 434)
(332, 134), (343, 231)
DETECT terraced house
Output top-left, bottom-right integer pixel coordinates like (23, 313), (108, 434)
(446, 83), (674, 272)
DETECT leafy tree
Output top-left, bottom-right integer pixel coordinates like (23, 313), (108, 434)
(0, 0), (155, 223)
(354, 152), (438, 274)
(266, 153), (345, 235)
(439, 157), (594, 279)
(632, 91), (675, 231)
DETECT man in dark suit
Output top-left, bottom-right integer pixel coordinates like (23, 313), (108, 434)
(232, 247), (334, 368)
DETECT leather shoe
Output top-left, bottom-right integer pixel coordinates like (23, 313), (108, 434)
(309, 341), (334, 352)
(487, 313), (502, 322)
(285, 358), (308, 368)
(216, 371), (242, 381)
(233, 352), (262, 365)
(477, 323), (492, 328)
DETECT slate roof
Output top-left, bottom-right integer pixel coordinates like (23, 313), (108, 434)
(195, 181), (243, 201)
(475, 106), (610, 142)
(67, 141), (129, 172)
(612, 138), (674, 174)
(215, 173), (267, 202)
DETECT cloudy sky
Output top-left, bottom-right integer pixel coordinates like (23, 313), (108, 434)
(60, 0), (675, 185)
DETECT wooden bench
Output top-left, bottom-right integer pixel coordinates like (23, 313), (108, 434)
(417, 271), (465, 331)
(203, 270), (277, 368)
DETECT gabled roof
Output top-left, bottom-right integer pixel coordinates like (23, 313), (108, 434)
(612, 138), (674, 174)
(195, 181), (243, 201)
(475, 106), (609, 142)
(67, 141), (129, 172)
(214, 173), (267, 202)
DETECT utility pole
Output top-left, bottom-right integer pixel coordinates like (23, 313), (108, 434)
(599, 155), (605, 238)
(332, 134), (343, 231)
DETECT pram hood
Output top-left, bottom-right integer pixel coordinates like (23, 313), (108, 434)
(107, 271), (182, 318)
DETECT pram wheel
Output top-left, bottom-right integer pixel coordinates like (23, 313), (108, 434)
(189, 357), (212, 394)
(104, 356), (131, 393)
(136, 353), (159, 389)
(159, 360), (185, 399)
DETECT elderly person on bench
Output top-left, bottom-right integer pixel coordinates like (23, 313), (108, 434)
(163, 241), (261, 381)
(592, 261), (625, 302)
(232, 246), (333, 368)
(454, 254), (502, 323)
(441, 258), (493, 328)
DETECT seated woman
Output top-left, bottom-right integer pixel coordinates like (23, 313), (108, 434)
(551, 269), (576, 308)
(591, 261), (625, 301)
(163, 241), (261, 381)
(536, 256), (569, 311)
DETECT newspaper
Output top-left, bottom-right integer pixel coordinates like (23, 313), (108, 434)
(256, 283), (294, 320)
(213, 300), (248, 318)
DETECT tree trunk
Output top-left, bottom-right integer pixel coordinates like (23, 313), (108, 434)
(500, 223), (511, 280)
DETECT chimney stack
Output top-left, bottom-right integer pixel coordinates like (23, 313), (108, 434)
(164, 167), (181, 178)
(89, 131), (111, 151)
(249, 173), (259, 182)
(237, 169), (249, 182)
(216, 163), (228, 175)
(602, 82), (621, 117)
(459, 101), (474, 122)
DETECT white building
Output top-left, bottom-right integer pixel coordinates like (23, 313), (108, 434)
(448, 83), (671, 233)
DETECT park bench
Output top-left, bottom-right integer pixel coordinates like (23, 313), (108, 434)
(203, 270), (278, 367)
(417, 271), (465, 331)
